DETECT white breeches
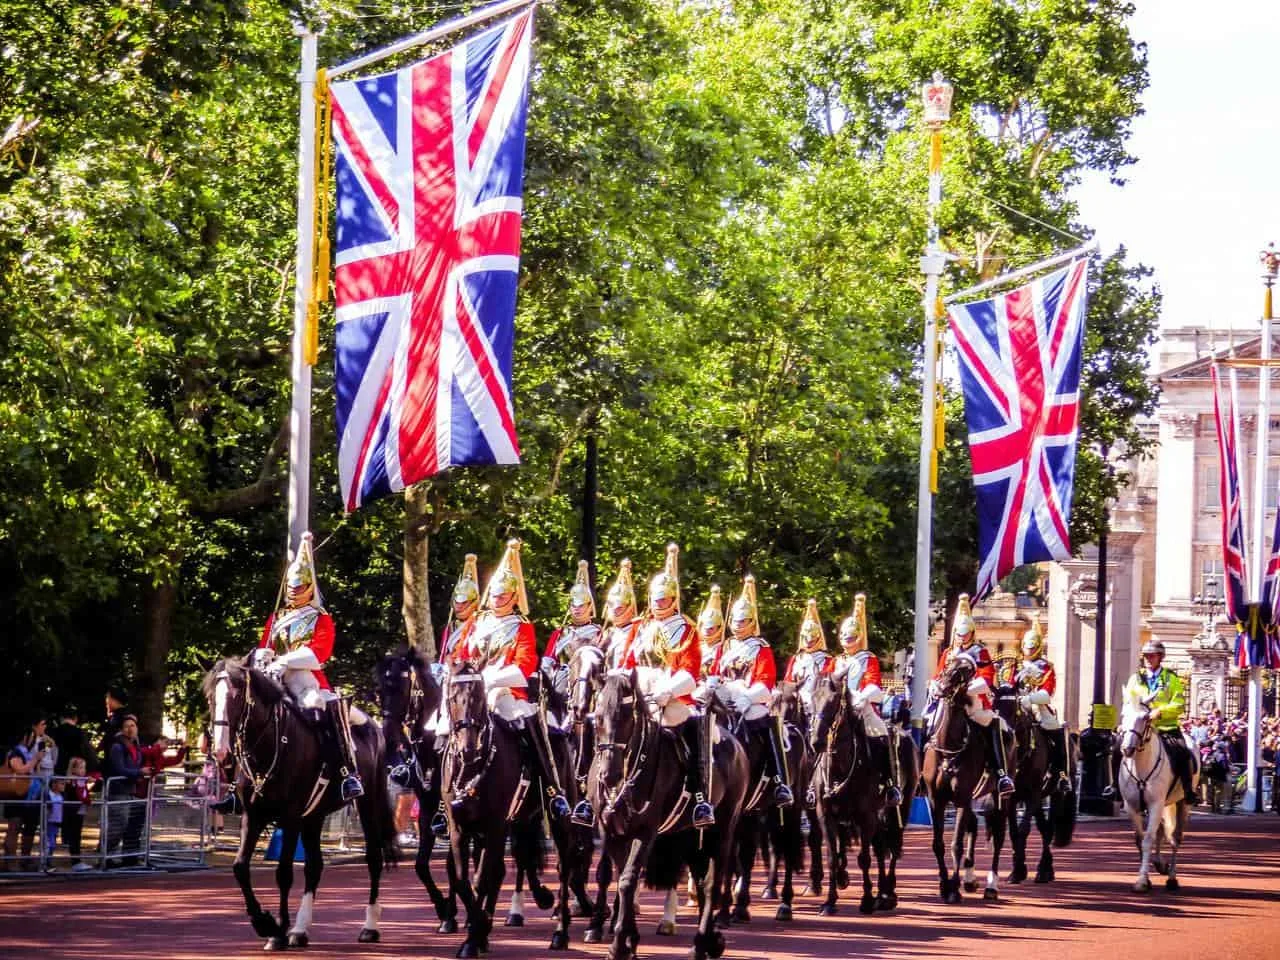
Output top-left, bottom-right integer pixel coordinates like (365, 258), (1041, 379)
(636, 667), (693, 727)
(723, 680), (771, 723)
(856, 701), (888, 738)
(965, 698), (996, 727)
(487, 686), (537, 723)
(1032, 705), (1063, 731)
(283, 671), (367, 724)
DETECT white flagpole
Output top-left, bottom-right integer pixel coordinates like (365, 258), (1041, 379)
(287, 24), (319, 560)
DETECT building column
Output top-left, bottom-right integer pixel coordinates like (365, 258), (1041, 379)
(1153, 412), (1198, 612)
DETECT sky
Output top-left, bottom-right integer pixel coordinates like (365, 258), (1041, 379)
(1072, 1), (1280, 336)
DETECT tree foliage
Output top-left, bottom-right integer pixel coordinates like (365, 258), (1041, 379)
(0, 0), (1157, 740)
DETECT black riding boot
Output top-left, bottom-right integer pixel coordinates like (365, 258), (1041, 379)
(1045, 728), (1072, 795)
(211, 791), (242, 815)
(521, 717), (571, 822)
(1163, 733), (1197, 805)
(682, 716), (715, 828)
(987, 721), (1015, 797)
(767, 720), (795, 808)
(327, 697), (365, 802)
(871, 734), (904, 805)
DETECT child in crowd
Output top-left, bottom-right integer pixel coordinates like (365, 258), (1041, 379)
(45, 778), (64, 864)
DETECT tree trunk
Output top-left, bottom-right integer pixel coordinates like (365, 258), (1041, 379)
(403, 483), (436, 658)
(581, 419), (599, 588)
(137, 578), (177, 742)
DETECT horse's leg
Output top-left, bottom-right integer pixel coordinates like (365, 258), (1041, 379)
(694, 825), (735, 960)
(571, 824), (596, 917)
(1033, 796), (1055, 883)
(476, 834), (504, 954)
(817, 804), (840, 915)
(1133, 802), (1160, 893)
(355, 790), (387, 943)
(417, 793), (457, 932)
(929, 795), (954, 903)
(507, 854), (527, 927)
(776, 813), (798, 921)
(288, 820), (325, 948)
(233, 811), (281, 943)
(266, 825), (298, 951)
(961, 808), (979, 892)
(857, 820), (876, 915)
(805, 805), (824, 896)
(761, 815), (780, 901)
(449, 828), (483, 959)
(608, 835), (648, 960)
(1165, 803), (1186, 892)
(950, 806), (969, 903)
(547, 808), (575, 950)
(656, 887), (679, 936)
(1007, 800), (1028, 883)
(585, 837), (613, 943)
(984, 806), (1007, 901)
(731, 815), (757, 923)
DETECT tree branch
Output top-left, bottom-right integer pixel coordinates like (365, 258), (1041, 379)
(193, 416), (289, 515)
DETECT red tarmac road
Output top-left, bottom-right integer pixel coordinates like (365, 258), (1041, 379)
(3, 814), (1276, 960)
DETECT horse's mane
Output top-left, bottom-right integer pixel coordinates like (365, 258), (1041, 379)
(597, 668), (638, 719)
(202, 656), (289, 708)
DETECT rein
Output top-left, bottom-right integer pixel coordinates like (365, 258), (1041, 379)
(222, 669), (285, 803)
(816, 688), (859, 800)
(596, 686), (656, 822)
(445, 676), (496, 804)
(1122, 718), (1163, 816)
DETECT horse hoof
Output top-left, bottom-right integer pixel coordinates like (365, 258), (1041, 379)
(944, 890), (963, 905)
(534, 886), (556, 911)
(759, 886), (777, 901)
(708, 930), (727, 959)
(457, 944), (480, 959)
(656, 921), (676, 936)
(1009, 865), (1027, 884)
(775, 904), (792, 922)
(1133, 879), (1152, 894)
(357, 929), (380, 944)
(263, 937), (288, 952)
(438, 918), (458, 935)
(550, 931), (570, 950)
(836, 869), (850, 890)
(287, 933), (309, 948)
(983, 888), (999, 902)
(817, 903), (836, 917)
(875, 894), (897, 912)
(859, 896), (876, 915)
(1153, 858), (1169, 876)
(731, 907), (751, 924)
(963, 881), (979, 893)
(1166, 877), (1180, 893)
(584, 929), (602, 944)
(252, 915), (283, 940)
(1035, 868), (1055, 884)
(506, 914), (524, 927)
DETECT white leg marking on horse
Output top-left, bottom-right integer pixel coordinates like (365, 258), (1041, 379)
(986, 870), (998, 892)
(663, 888), (678, 926)
(365, 902), (382, 931)
(964, 864), (976, 887)
(509, 889), (525, 919)
(290, 892), (315, 935)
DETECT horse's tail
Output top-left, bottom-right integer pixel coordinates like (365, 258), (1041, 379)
(1050, 789), (1077, 848)
(644, 830), (692, 890)
(363, 732), (401, 868)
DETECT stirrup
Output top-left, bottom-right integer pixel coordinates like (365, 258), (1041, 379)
(1055, 772), (1072, 796)
(884, 782), (904, 805)
(773, 782), (795, 808)
(570, 799), (595, 827)
(996, 773), (1014, 798)
(341, 773), (365, 802)
(547, 793), (571, 820)
(430, 811), (449, 837)
(389, 763), (413, 788)
(692, 796), (715, 829)
(1101, 784), (1117, 799)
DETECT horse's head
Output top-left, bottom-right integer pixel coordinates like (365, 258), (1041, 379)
(446, 662), (489, 755)
(1119, 699), (1151, 758)
(375, 645), (438, 753)
(809, 674), (846, 752)
(938, 654), (977, 703)
(568, 643), (607, 725)
(771, 680), (803, 727)
(204, 657), (253, 763)
(594, 668), (644, 788)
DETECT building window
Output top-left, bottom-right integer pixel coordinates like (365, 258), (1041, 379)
(1200, 464), (1220, 513)
(1201, 558), (1224, 601)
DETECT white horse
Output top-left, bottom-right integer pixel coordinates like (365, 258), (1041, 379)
(1116, 699), (1197, 893)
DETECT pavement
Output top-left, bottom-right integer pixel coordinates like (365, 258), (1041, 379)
(1, 811), (1276, 960)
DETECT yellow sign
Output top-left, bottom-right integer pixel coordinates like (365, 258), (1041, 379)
(1091, 703), (1117, 731)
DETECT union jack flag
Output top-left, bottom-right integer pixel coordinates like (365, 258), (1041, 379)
(331, 10), (534, 511)
(948, 260), (1088, 602)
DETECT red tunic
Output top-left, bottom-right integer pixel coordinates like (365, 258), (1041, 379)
(623, 614), (700, 706)
(545, 622), (603, 661)
(717, 637), (776, 688)
(823, 651), (881, 689)
(1021, 656), (1057, 696)
(258, 609), (334, 690)
(700, 642), (724, 680)
(934, 643), (995, 709)
(784, 650), (830, 684)
(463, 615), (538, 701)
(439, 618), (476, 667)
(605, 621), (641, 670)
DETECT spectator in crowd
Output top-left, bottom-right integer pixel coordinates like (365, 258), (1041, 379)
(44, 778), (64, 867)
(102, 715), (150, 867)
(138, 736), (188, 799)
(51, 708), (96, 777)
(100, 687), (130, 757)
(63, 756), (92, 872)
(3, 717), (51, 872)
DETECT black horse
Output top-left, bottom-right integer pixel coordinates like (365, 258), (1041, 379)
(590, 668), (749, 960)
(725, 685), (810, 925)
(206, 658), (398, 950)
(808, 674), (898, 916)
(922, 656), (1014, 903)
(374, 646), (458, 932)
(760, 681), (824, 904)
(441, 663), (577, 958)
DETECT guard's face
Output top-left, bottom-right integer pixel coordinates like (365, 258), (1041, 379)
(700, 622), (723, 644)
(731, 615), (755, 640)
(453, 598), (477, 621)
(609, 600), (635, 624)
(491, 591), (516, 617)
(652, 595), (675, 616)
(287, 582), (315, 607)
(570, 600), (593, 626)
(1143, 652), (1164, 672)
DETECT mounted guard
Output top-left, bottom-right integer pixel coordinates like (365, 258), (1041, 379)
(783, 598), (831, 718)
(930, 594), (1014, 798)
(825, 593), (902, 804)
(544, 560), (603, 669)
(713, 575), (793, 808)
(440, 553), (481, 667)
(628, 544), (715, 829)
(602, 559), (642, 670)
(696, 584), (726, 680)
(1015, 617), (1073, 795)
(257, 532), (364, 802)
(1121, 637), (1196, 804)
(462, 539), (571, 823)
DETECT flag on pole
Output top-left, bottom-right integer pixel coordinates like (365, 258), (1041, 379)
(1211, 362), (1250, 625)
(948, 259), (1088, 602)
(331, 10), (534, 511)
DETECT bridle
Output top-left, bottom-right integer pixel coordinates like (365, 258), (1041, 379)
(383, 655), (429, 777)
(927, 662), (975, 760)
(1121, 709), (1163, 815)
(215, 667), (284, 803)
(444, 674), (495, 804)
(568, 646), (604, 789)
(812, 681), (859, 800)
(594, 677), (656, 822)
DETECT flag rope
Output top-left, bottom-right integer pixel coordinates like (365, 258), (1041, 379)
(305, 68), (333, 366)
